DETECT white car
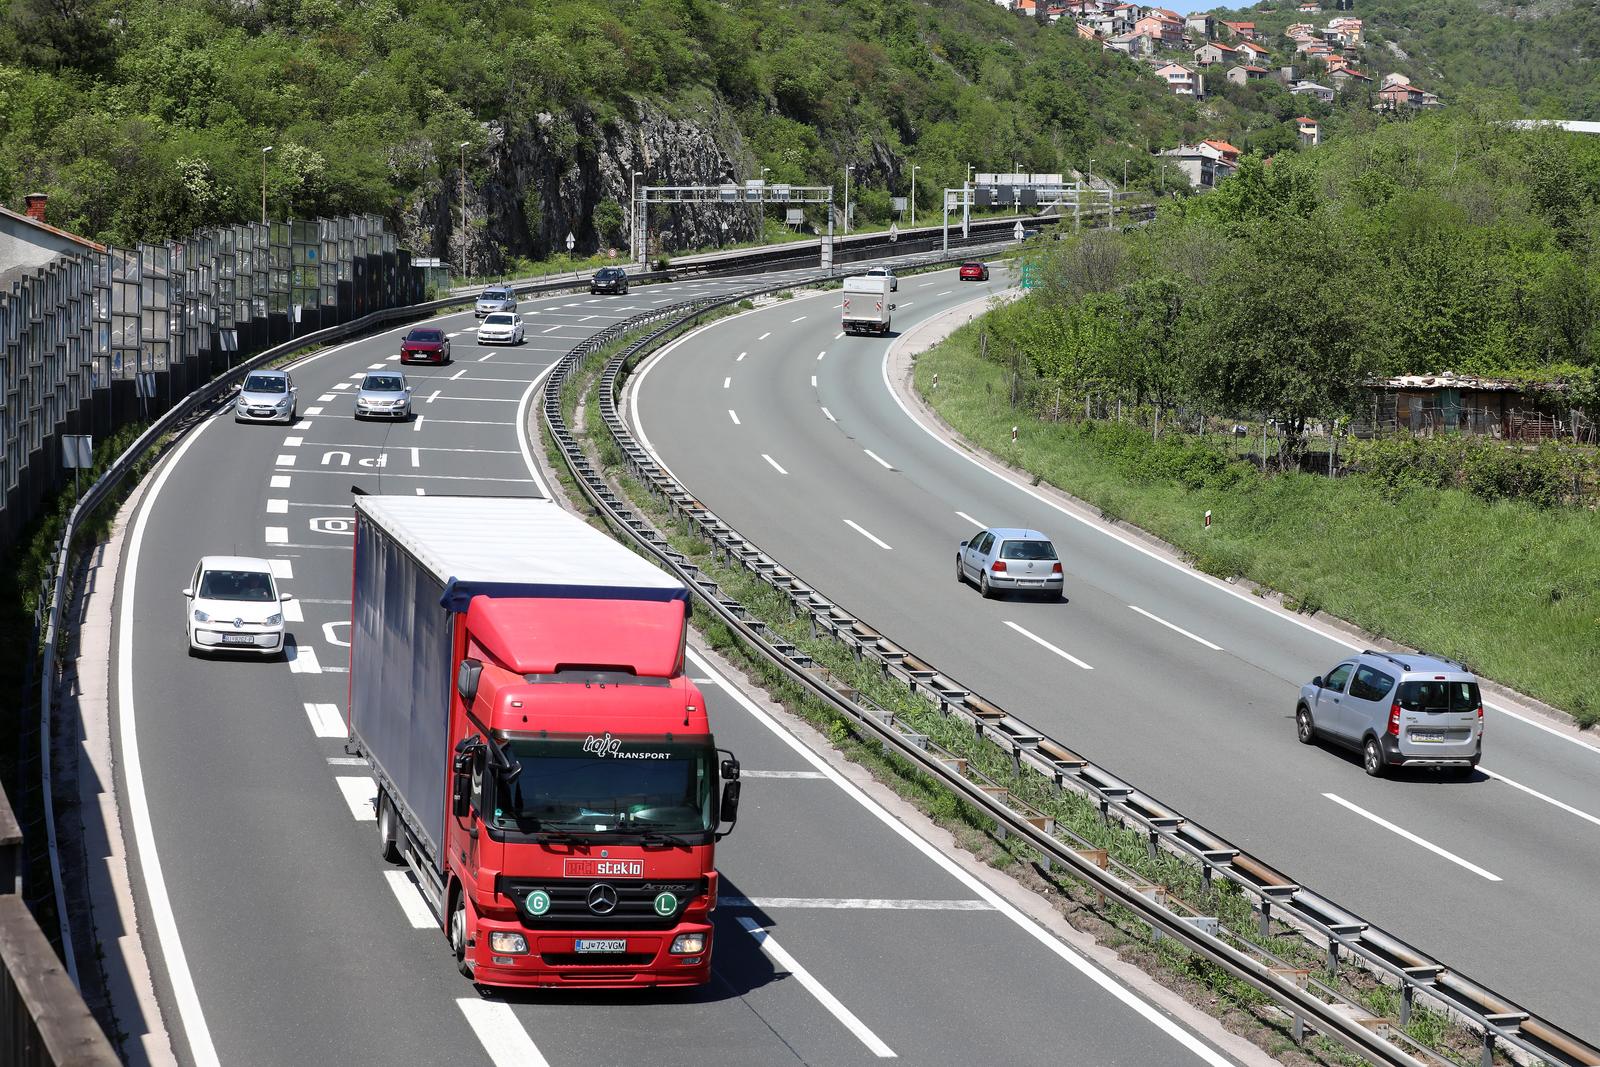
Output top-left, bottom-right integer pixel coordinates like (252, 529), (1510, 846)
(477, 311), (525, 345)
(184, 556), (290, 656)
(864, 266), (898, 292)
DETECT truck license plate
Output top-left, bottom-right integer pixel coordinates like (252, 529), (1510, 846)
(574, 939), (627, 954)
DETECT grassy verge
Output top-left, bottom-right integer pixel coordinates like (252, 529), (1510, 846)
(544, 331), (1503, 1067)
(915, 323), (1600, 727)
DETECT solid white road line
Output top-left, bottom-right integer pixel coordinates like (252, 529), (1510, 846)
(266, 499), (288, 514)
(689, 647), (1235, 1067)
(740, 769), (827, 779)
(863, 449), (893, 470)
(728, 409), (741, 425)
(956, 511), (984, 528)
(1003, 621), (1093, 670)
(270, 475), (291, 488)
(288, 643), (322, 674)
(1129, 606), (1223, 651)
(117, 415), (223, 1067)
(843, 519), (892, 550)
(512, 360), (557, 500)
(268, 559), (293, 579)
(1484, 770), (1600, 831)
(383, 871), (437, 929)
(264, 526), (287, 544)
(302, 703), (347, 739)
(1323, 793), (1501, 882)
(334, 777), (376, 821)
(822, 407), (836, 422)
(762, 454), (788, 475)
(727, 896), (989, 910)
(737, 917), (897, 1059)
(457, 999), (553, 1067)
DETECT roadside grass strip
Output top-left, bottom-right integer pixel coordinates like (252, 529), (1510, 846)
(913, 324), (1600, 726)
(547, 337), (1481, 1066)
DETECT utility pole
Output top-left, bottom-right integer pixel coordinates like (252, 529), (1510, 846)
(458, 141), (471, 281)
(910, 164), (920, 228)
(844, 163), (854, 236)
(629, 169), (643, 259)
(260, 145), (273, 226)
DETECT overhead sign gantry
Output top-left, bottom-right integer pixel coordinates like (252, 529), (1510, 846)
(941, 173), (1116, 250)
(633, 181), (836, 267)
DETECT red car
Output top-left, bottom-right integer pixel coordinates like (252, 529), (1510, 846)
(400, 327), (450, 364)
(959, 262), (989, 282)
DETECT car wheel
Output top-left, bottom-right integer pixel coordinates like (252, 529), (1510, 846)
(1296, 706), (1316, 745)
(979, 572), (995, 599)
(956, 556), (966, 585)
(1363, 736), (1385, 777)
(377, 790), (403, 863)
(450, 890), (472, 977)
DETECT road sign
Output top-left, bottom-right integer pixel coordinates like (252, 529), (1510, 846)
(565, 232), (576, 252)
(1020, 264), (1039, 289)
(1014, 221), (1025, 242)
(62, 435), (93, 469)
(889, 223), (899, 242)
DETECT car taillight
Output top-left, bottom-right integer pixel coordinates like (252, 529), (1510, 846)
(1477, 704), (1484, 731)
(992, 560), (1007, 573)
(1387, 702), (1401, 737)
(1051, 562), (1063, 574)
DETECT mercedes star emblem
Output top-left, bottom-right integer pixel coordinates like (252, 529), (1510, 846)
(587, 883), (619, 915)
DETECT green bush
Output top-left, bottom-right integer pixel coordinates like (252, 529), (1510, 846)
(1461, 442), (1573, 508)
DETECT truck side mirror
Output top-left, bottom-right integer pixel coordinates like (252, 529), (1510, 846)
(451, 772), (472, 819)
(456, 658), (482, 706)
(718, 781), (741, 826)
(720, 757), (740, 781)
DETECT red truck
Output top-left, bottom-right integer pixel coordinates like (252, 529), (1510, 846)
(348, 494), (740, 988)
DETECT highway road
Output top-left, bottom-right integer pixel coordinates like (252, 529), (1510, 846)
(110, 267), (1252, 1066)
(630, 263), (1600, 1035)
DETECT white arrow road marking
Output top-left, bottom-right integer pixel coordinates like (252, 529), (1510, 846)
(322, 621), (350, 648)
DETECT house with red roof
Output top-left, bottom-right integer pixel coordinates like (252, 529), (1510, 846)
(1295, 117), (1320, 146)
(1225, 64), (1269, 86)
(1219, 20), (1258, 40)
(1195, 41), (1240, 66)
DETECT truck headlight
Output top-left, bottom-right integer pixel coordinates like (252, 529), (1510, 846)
(192, 609), (210, 622)
(670, 933), (705, 955)
(489, 932), (528, 954)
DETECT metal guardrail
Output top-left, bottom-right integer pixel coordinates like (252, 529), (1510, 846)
(542, 268), (1600, 1067)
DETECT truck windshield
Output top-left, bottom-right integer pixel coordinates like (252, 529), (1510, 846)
(491, 736), (713, 836)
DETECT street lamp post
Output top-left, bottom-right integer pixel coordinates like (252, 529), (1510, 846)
(910, 164), (920, 229)
(260, 146), (273, 226)
(629, 169), (643, 259)
(844, 163), (854, 236)
(458, 141), (471, 281)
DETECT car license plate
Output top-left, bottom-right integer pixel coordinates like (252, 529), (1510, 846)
(219, 633), (256, 645)
(1411, 732), (1445, 743)
(574, 939), (627, 954)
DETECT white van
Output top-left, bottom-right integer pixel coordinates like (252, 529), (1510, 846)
(841, 275), (896, 336)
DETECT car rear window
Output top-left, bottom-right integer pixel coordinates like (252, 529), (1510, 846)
(1349, 665), (1396, 702)
(1000, 539), (1057, 561)
(407, 329), (443, 342)
(1398, 680), (1481, 712)
(243, 374), (286, 393)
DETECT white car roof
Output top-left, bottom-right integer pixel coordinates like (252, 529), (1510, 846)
(197, 555), (275, 572)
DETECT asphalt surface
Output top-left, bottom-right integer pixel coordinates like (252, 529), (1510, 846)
(631, 263), (1600, 1036)
(111, 267), (1249, 1066)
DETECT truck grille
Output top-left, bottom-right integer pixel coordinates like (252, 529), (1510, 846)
(498, 877), (706, 928)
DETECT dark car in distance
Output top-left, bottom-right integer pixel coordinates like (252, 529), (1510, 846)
(400, 327), (450, 365)
(591, 267), (630, 294)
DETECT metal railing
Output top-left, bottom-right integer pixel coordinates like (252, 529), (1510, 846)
(542, 269), (1600, 1067)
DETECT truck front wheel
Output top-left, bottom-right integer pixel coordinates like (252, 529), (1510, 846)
(376, 790), (402, 864)
(450, 891), (473, 978)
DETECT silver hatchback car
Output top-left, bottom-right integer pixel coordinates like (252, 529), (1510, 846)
(234, 370), (297, 424)
(474, 287), (517, 318)
(1297, 650), (1484, 777)
(957, 528), (1064, 599)
(354, 370), (412, 420)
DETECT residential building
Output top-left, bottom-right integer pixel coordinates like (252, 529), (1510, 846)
(1076, 20), (1100, 39)
(1201, 139), (1241, 166)
(1328, 16), (1363, 43)
(1289, 80), (1335, 102)
(1225, 64), (1268, 86)
(1184, 13), (1214, 37)
(1108, 30), (1155, 55)
(1154, 62), (1200, 96)
(1328, 66), (1373, 89)
(0, 195), (106, 289)
(1157, 142), (1237, 188)
(1194, 42), (1240, 66)
(1218, 20), (1257, 40)
(1239, 40), (1271, 61)
(1297, 1), (1320, 11)
(1133, 12), (1184, 48)
(1376, 78), (1441, 110)
(1295, 116), (1321, 146)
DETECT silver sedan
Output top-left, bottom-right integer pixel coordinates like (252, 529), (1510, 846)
(354, 370), (413, 420)
(957, 527), (1064, 599)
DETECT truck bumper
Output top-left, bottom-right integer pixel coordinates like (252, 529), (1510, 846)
(467, 912), (715, 988)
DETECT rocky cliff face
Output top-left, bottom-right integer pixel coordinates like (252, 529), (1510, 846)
(399, 97), (761, 275)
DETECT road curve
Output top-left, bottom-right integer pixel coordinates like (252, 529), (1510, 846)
(110, 267), (1252, 1066)
(630, 263), (1600, 1035)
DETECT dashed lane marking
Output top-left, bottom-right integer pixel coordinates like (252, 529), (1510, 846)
(1129, 606), (1223, 651)
(266, 499), (288, 514)
(270, 475), (291, 489)
(863, 449), (893, 470)
(457, 1000), (553, 1067)
(274, 454), (296, 466)
(762, 454), (788, 475)
(736, 351), (747, 361)
(1324, 793), (1502, 882)
(384, 870), (437, 929)
(334, 776), (376, 821)
(302, 703), (347, 739)
(822, 407), (836, 422)
(283, 435), (303, 446)
(1003, 621), (1093, 670)
(843, 519), (892, 551)
(758, 332), (771, 340)
(264, 527), (287, 544)
(282, 599), (303, 623)
(737, 918), (896, 1059)
(288, 643), (322, 674)
(724, 896), (990, 910)
(956, 511), (984, 527)
(333, 382), (351, 390)
(268, 560), (293, 579)
(305, 407), (324, 416)
(728, 410), (741, 426)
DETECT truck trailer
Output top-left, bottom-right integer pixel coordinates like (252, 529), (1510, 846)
(841, 275), (896, 336)
(347, 494), (741, 989)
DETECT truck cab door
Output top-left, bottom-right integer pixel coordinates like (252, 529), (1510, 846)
(449, 748), (485, 876)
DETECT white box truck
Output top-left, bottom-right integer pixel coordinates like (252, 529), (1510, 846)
(841, 275), (895, 336)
